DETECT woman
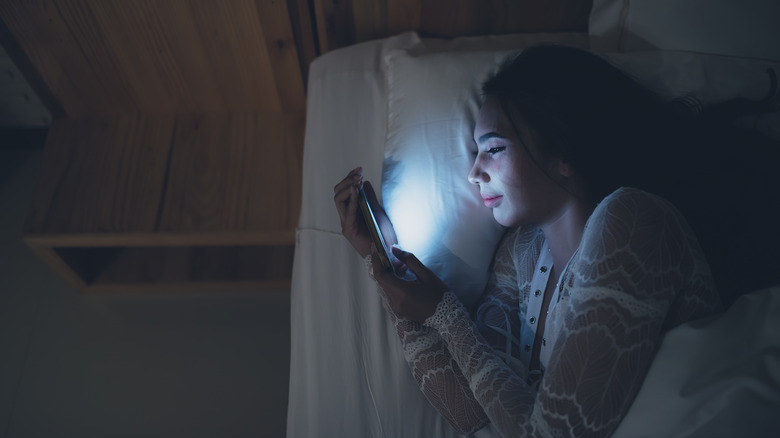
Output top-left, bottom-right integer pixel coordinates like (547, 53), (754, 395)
(333, 46), (733, 437)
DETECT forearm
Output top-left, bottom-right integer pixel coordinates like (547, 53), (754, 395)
(384, 303), (490, 434)
(425, 291), (536, 438)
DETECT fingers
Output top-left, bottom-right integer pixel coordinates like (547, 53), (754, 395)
(333, 186), (355, 234)
(370, 248), (392, 282)
(391, 255), (408, 276)
(333, 181), (357, 210)
(346, 182), (357, 223)
(333, 167), (363, 224)
(333, 166), (363, 194)
(333, 183), (355, 205)
(391, 247), (439, 285)
(371, 247), (446, 322)
(391, 246), (419, 270)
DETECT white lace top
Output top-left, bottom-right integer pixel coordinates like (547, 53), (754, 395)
(379, 187), (721, 437)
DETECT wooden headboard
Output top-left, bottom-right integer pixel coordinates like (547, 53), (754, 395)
(309, 0), (593, 54)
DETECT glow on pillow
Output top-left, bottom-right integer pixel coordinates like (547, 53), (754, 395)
(382, 116), (506, 310)
(383, 162), (438, 258)
(381, 49), (516, 309)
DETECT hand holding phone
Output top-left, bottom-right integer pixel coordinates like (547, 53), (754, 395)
(358, 184), (394, 271)
(334, 170), (412, 277)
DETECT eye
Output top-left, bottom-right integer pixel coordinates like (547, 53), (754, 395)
(487, 146), (505, 155)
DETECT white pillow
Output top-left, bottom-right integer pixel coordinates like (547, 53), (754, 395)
(381, 35), (589, 309)
(589, 0), (780, 61)
(607, 51), (780, 141)
(382, 50), (507, 309)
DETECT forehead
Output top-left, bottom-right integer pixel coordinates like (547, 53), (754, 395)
(474, 95), (512, 141)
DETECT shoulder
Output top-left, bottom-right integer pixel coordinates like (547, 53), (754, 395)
(589, 187), (687, 233)
(597, 186), (679, 214)
(582, 187), (698, 271)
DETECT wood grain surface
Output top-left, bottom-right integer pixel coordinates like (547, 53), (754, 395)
(24, 112), (303, 243)
(312, 0), (593, 53)
(23, 112), (302, 290)
(24, 115), (175, 237)
(0, 0), (306, 115)
(158, 112), (304, 239)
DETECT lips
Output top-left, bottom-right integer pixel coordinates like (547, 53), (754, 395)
(481, 193), (503, 208)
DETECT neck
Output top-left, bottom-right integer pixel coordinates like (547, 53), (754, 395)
(540, 197), (596, 271)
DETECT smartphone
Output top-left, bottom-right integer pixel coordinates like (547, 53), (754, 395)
(358, 187), (393, 271)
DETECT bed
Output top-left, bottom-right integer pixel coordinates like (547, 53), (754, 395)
(287, 1), (780, 437)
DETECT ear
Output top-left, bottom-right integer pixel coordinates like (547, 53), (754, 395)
(557, 158), (575, 178)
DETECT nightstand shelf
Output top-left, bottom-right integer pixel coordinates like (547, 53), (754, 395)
(23, 112), (303, 291)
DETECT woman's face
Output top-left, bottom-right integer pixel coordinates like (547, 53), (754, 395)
(468, 96), (569, 227)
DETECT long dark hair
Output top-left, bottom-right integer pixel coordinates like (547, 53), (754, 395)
(481, 44), (780, 305)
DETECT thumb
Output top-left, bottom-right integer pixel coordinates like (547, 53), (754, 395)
(392, 247), (435, 282)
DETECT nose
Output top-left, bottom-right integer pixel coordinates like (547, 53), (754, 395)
(468, 157), (489, 185)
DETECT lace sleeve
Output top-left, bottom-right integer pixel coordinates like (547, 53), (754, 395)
(425, 188), (719, 437)
(382, 309), (489, 434)
(376, 227), (531, 434)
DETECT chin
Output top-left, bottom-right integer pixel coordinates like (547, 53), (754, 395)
(492, 205), (530, 228)
(492, 210), (519, 228)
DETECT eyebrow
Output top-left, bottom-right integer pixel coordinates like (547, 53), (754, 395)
(476, 131), (507, 144)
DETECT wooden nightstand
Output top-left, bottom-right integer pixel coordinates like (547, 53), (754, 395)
(23, 112), (303, 291)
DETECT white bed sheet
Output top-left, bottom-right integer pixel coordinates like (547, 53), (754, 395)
(613, 286), (780, 438)
(290, 33), (474, 438)
(288, 33), (780, 438)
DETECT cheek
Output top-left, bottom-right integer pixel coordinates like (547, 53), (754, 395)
(487, 155), (515, 183)
(496, 155), (527, 192)
(501, 162), (540, 216)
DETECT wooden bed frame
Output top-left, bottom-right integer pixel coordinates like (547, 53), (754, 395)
(309, 0), (592, 54)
